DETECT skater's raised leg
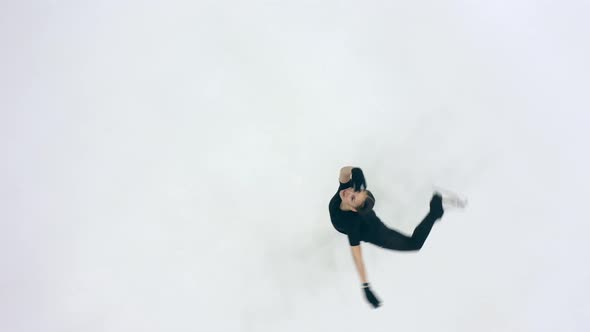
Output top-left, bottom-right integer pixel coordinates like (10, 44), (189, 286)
(367, 193), (444, 251)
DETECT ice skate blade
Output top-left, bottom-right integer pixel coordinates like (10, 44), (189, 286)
(432, 185), (468, 209)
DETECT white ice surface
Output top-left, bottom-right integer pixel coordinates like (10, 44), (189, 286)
(1, 1), (589, 331)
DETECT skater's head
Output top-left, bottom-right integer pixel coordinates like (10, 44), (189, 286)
(341, 188), (375, 214)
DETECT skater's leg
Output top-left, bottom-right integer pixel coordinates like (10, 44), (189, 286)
(368, 194), (444, 251)
(369, 212), (437, 251)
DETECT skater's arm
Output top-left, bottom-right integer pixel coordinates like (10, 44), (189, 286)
(339, 166), (355, 183)
(351, 245), (368, 284)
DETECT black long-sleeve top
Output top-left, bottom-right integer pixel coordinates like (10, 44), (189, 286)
(328, 179), (380, 246)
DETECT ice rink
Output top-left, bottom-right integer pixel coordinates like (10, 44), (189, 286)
(2, 1), (589, 331)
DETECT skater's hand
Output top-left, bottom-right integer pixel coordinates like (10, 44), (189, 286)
(351, 168), (367, 192)
(362, 283), (381, 308)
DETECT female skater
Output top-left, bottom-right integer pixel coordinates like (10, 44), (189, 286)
(328, 166), (463, 308)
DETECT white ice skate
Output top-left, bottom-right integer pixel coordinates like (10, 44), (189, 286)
(433, 186), (468, 210)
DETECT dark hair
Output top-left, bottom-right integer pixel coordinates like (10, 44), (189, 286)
(356, 190), (375, 216)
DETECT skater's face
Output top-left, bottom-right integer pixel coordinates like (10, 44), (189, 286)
(341, 188), (368, 211)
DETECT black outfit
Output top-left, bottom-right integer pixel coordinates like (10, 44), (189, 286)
(328, 179), (444, 250)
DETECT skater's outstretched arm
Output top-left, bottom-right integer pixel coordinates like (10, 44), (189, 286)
(351, 245), (382, 308)
(350, 245), (368, 284)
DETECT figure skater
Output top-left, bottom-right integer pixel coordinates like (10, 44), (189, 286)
(328, 166), (466, 308)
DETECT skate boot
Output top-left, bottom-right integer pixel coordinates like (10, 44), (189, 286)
(433, 186), (468, 210)
(429, 193), (444, 219)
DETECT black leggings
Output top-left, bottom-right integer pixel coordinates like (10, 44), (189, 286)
(366, 209), (442, 251)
